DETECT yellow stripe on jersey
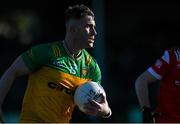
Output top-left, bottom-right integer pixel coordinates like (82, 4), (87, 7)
(41, 66), (91, 89)
(86, 54), (92, 66)
(52, 44), (61, 57)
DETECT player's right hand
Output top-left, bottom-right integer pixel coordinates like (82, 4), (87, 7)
(83, 94), (111, 118)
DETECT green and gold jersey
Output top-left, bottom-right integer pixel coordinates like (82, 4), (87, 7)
(20, 41), (101, 123)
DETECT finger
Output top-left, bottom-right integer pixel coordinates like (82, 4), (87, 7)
(89, 99), (100, 106)
(84, 99), (101, 111)
(98, 93), (106, 103)
(84, 99), (99, 109)
(93, 93), (106, 104)
(83, 105), (98, 116)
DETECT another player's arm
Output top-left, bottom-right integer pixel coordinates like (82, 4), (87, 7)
(135, 50), (170, 108)
(135, 70), (158, 108)
(135, 70), (159, 123)
(0, 56), (31, 120)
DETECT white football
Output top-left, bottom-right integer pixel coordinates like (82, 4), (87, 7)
(74, 81), (106, 113)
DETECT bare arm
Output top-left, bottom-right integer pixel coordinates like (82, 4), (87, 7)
(135, 70), (159, 108)
(0, 56), (30, 110)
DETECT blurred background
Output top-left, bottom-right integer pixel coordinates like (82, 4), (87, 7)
(0, 0), (180, 123)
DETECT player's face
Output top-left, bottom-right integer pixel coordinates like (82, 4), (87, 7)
(75, 15), (97, 48)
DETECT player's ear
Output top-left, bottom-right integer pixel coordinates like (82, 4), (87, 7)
(66, 22), (75, 33)
(69, 24), (78, 33)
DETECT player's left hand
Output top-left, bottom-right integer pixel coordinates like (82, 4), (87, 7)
(83, 94), (112, 118)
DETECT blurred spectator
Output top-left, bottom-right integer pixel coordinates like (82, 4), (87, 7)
(0, 9), (42, 46)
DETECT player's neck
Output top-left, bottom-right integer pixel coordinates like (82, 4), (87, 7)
(63, 39), (82, 59)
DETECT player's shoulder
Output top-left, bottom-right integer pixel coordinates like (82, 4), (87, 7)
(82, 49), (98, 65)
(46, 41), (62, 48)
(164, 47), (180, 62)
(49, 41), (63, 57)
(172, 47), (180, 62)
(165, 47), (180, 52)
(82, 49), (91, 56)
(32, 41), (62, 56)
(82, 49), (96, 60)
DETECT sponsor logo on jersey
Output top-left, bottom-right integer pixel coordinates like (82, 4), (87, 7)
(53, 59), (77, 74)
(53, 59), (66, 68)
(68, 63), (77, 75)
(82, 68), (88, 76)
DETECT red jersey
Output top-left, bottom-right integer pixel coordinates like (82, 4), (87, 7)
(148, 48), (180, 122)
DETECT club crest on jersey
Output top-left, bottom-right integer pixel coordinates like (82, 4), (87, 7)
(82, 68), (88, 76)
(53, 59), (66, 68)
(53, 59), (77, 74)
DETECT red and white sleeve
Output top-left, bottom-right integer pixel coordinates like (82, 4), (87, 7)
(147, 50), (173, 80)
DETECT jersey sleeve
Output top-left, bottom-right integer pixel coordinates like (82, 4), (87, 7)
(147, 50), (175, 80)
(21, 44), (51, 71)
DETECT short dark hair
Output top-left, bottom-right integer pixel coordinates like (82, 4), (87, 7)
(65, 4), (95, 23)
